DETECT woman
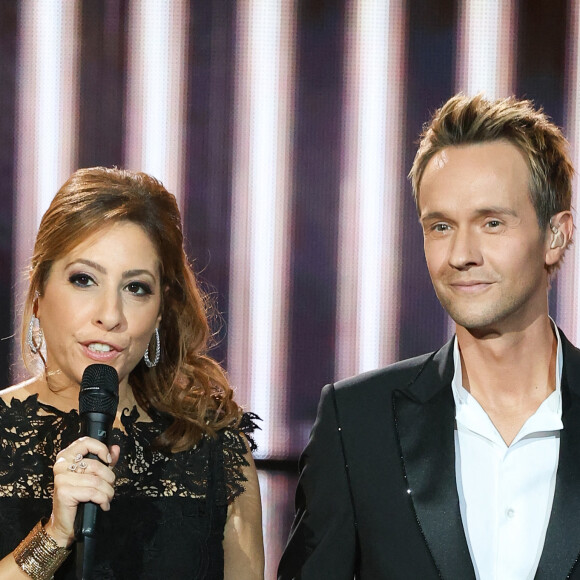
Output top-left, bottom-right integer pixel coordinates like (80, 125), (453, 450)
(0, 167), (264, 579)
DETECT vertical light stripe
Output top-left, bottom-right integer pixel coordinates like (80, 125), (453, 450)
(229, 0), (295, 458)
(559, 1), (580, 343)
(456, 0), (516, 98)
(336, 0), (406, 378)
(13, 0), (80, 376)
(258, 471), (294, 580)
(125, 0), (188, 207)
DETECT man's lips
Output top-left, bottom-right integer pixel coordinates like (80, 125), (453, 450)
(448, 280), (495, 293)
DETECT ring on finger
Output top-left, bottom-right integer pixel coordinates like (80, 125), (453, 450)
(68, 456), (87, 473)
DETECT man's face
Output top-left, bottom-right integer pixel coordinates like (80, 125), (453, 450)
(418, 140), (552, 334)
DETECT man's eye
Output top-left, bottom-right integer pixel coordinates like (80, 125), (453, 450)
(433, 223), (450, 232)
(486, 220), (502, 228)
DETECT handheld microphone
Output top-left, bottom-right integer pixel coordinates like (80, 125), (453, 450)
(74, 364), (119, 579)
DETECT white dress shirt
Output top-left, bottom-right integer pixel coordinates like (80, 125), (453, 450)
(452, 327), (563, 580)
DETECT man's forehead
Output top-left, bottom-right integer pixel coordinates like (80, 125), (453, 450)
(418, 141), (536, 218)
(430, 149), (449, 170)
(422, 141), (529, 182)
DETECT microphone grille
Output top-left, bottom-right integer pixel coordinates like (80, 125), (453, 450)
(79, 364), (119, 416)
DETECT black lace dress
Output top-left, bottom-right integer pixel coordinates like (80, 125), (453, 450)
(0, 395), (258, 579)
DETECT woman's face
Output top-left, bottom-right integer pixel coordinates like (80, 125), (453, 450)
(36, 221), (162, 392)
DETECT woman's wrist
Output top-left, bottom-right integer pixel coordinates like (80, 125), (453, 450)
(13, 520), (71, 580)
(43, 514), (74, 549)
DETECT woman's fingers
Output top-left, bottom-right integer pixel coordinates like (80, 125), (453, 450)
(54, 436), (113, 468)
(47, 437), (119, 547)
(54, 456), (116, 485)
(109, 444), (121, 468)
(53, 471), (116, 510)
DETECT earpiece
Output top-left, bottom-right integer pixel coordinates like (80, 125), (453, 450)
(550, 223), (564, 249)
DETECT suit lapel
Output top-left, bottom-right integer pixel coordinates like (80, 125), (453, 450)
(393, 339), (475, 580)
(536, 333), (580, 579)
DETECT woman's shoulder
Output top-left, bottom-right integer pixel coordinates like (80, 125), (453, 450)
(219, 412), (260, 461)
(0, 377), (40, 406)
(223, 412), (260, 446)
(218, 412), (260, 504)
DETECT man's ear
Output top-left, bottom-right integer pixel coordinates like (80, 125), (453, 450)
(545, 210), (574, 266)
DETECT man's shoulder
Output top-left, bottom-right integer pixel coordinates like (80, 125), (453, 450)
(333, 349), (441, 398)
(561, 328), (580, 360)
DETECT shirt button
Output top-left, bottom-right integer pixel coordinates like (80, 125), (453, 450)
(506, 508), (515, 518)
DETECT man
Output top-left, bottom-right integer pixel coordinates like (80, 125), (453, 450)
(278, 94), (579, 579)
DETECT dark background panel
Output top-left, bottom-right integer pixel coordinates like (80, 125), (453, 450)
(78, 0), (128, 169)
(184, 0), (237, 367)
(287, 0), (346, 443)
(0, 1), (18, 389)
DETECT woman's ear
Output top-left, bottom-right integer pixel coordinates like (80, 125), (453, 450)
(33, 291), (41, 319)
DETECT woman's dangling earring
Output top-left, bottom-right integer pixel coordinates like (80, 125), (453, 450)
(26, 315), (43, 355)
(144, 328), (160, 368)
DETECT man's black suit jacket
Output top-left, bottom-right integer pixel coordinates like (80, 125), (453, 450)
(278, 331), (580, 579)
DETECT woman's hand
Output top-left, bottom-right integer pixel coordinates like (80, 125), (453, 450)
(44, 437), (120, 547)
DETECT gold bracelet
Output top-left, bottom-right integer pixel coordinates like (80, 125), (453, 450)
(13, 520), (71, 580)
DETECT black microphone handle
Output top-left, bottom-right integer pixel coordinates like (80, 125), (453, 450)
(75, 411), (115, 579)
(74, 412), (114, 539)
(75, 363), (118, 580)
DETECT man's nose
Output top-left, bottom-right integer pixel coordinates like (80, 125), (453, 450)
(448, 228), (483, 270)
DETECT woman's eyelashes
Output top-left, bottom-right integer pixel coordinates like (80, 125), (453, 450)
(125, 281), (153, 296)
(68, 273), (154, 297)
(68, 272), (95, 288)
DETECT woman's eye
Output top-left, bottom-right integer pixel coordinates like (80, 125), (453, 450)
(69, 273), (94, 287)
(126, 282), (152, 296)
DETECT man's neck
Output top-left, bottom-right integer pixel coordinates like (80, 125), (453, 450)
(455, 315), (558, 445)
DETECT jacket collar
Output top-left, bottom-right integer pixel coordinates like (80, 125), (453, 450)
(393, 337), (475, 579)
(536, 331), (580, 578)
(401, 337), (455, 404)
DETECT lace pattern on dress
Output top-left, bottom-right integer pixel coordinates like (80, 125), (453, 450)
(0, 395), (258, 504)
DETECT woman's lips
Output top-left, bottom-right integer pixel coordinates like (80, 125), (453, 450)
(81, 342), (122, 361)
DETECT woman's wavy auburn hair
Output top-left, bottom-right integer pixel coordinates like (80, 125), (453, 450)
(22, 167), (242, 452)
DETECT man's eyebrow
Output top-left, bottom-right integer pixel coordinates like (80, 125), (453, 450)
(420, 206), (518, 222)
(473, 206), (518, 218)
(420, 211), (447, 222)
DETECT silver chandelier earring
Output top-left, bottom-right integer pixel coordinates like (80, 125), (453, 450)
(26, 315), (43, 355)
(144, 328), (160, 367)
